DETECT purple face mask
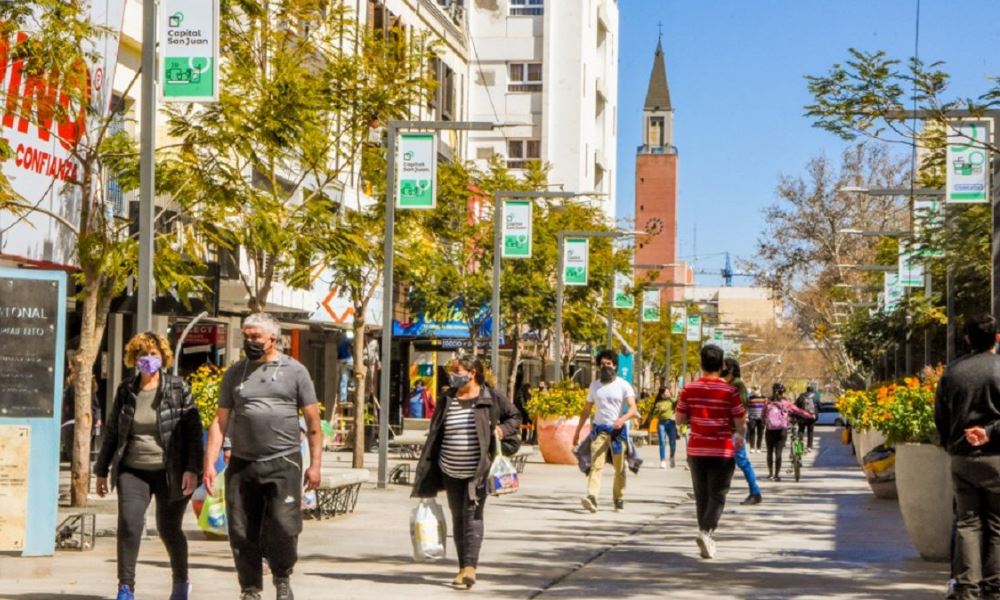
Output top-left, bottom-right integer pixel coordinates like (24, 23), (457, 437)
(137, 355), (162, 375)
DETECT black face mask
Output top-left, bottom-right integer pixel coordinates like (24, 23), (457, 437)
(244, 340), (266, 361)
(599, 365), (616, 383)
(449, 373), (471, 390)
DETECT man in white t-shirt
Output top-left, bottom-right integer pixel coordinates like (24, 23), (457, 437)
(573, 349), (638, 513)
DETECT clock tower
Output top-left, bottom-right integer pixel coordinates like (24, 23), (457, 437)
(635, 38), (683, 300)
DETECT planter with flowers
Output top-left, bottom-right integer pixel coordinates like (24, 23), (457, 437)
(869, 368), (951, 562)
(526, 383), (590, 465)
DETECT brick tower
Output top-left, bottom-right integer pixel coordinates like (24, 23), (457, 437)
(635, 38), (683, 300)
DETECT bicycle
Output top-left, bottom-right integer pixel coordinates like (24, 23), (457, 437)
(787, 421), (806, 482)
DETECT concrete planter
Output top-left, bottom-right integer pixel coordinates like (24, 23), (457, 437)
(895, 443), (953, 561)
(854, 429), (886, 468)
(537, 417), (590, 465)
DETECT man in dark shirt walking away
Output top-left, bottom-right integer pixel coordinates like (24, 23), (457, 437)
(676, 344), (746, 559)
(935, 314), (1000, 600)
(204, 313), (323, 600)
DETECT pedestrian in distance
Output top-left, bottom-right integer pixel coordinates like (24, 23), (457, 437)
(721, 358), (762, 506)
(794, 385), (819, 450)
(747, 392), (767, 452)
(762, 383), (813, 481)
(204, 313), (323, 600)
(934, 313), (1000, 600)
(573, 349), (639, 513)
(641, 387), (678, 469)
(675, 344), (747, 559)
(95, 332), (203, 600)
(411, 355), (522, 589)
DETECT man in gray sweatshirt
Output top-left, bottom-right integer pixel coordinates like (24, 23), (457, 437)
(935, 313), (1000, 600)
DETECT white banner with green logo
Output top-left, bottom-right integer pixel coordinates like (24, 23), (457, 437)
(884, 272), (904, 312)
(685, 315), (702, 342)
(913, 199), (945, 257)
(670, 306), (685, 334)
(397, 133), (437, 209)
(501, 200), (532, 258)
(704, 325), (715, 342)
(613, 273), (634, 309)
(898, 249), (924, 287)
(641, 290), (660, 322)
(562, 238), (589, 286)
(161, 0), (219, 102)
(947, 121), (990, 204)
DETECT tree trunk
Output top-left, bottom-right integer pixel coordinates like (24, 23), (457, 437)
(70, 279), (108, 507)
(351, 319), (367, 469)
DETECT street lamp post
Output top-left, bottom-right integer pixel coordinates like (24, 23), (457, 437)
(378, 120), (497, 489)
(490, 190), (578, 386)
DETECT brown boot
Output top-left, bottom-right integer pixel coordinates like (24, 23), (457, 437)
(451, 569), (466, 587)
(462, 567), (477, 588)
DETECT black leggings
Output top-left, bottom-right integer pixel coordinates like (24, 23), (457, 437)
(747, 418), (765, 449)
(765, 429), (788, 477)
(116, 466), (190, 588)
(443, 472), (487, 569)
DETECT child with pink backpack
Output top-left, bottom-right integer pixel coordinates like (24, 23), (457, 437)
(762, 383), (813, 481)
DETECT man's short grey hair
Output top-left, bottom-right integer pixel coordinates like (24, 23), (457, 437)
(242, 312), (282, 343)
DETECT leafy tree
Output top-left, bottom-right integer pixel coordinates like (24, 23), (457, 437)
(161, 1), (434, 313)
(753, 143), (909, 386)
(0, 2), (203, 506)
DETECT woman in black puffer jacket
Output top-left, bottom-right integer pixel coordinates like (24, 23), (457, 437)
(94, 332), (202, 600)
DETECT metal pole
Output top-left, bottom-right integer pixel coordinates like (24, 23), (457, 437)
(947, 260), (956, 364)
(681, 319), (688, 386)
(637, 311), (643, 393)
(377, 122), (397, 489)
(554, 232), (565, 382)
(172, 312), (209, 376)
(137, 0), (157, 333)
(664, 303), (672, 390)
(606, 281), (614, 350)
(924, 270), (932, 367)
(491, 191), (502, 376)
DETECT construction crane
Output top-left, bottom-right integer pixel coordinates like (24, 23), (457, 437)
(694, 252), (755, 287)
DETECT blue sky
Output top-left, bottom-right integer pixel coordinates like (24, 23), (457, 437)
(615, 0), (1000, 286)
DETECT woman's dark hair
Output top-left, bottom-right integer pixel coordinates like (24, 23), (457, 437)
(655, 386), (667, 401)
(595, 349), (619, 367)
(964, 313), (998, 352)
(453, 355), (486, 385)
(771, 382), (786, 400)
(700, 344), (724, 373)
(721, 357), (741, 379)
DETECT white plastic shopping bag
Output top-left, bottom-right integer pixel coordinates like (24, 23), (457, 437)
(487, 435), (519, 496)
(410, 498), (447, 562)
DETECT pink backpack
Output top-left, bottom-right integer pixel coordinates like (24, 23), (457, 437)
(764, 401), (788, 430)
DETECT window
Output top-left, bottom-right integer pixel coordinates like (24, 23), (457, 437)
(507, 139), (540, 169)
(508, 62), (542, 92)
(510, 0), (543, 16)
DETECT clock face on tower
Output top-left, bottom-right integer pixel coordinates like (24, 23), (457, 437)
(644, 217), (664, 236)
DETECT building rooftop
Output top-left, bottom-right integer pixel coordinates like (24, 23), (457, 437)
(643, 39), (671, 112)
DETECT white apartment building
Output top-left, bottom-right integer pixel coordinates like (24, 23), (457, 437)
(463, 0), (619, 221)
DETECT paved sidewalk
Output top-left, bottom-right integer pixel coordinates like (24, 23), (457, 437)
(0, 430), (946, 599)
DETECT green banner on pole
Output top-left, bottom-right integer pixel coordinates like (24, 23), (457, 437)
(686, 315), (702, 342)
(563, 238), (589, 286)
(397, 133), (437, 209)
(670, 306), (685, 334)
(947, 121), (990, 204)
(614, 273), (634, 309)
(161, 0), (219, 102)
(641, 289), (660, 322)
(501, 200), (532, 258)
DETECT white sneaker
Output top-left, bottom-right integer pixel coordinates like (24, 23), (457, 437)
(696, 530), (716, 559)
(660, 461), (667, 469)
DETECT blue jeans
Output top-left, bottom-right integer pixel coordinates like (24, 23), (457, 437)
(735, 445), (761, 496)
(657, 420), (678, 461)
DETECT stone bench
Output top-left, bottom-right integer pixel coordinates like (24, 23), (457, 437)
(388, 417), (431, 459)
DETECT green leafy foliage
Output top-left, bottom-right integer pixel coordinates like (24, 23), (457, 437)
(525, 381), (587, 419)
